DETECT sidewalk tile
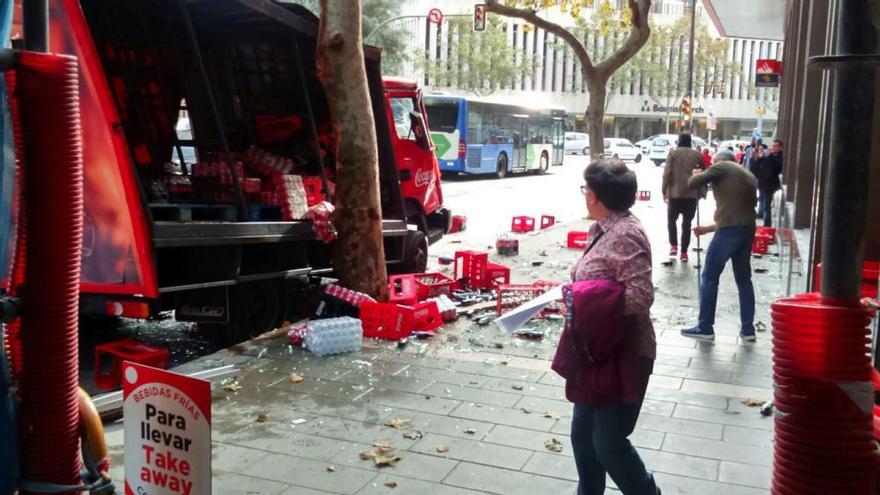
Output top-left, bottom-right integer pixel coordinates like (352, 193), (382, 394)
(410, 433), (533, 471)
(222, 428), (349, 461)
(366, 389), (462, 415)
(480, 378), (564, 400)
(636, 413), (724, 439)
(657, 344), (736, 362)
(213, 471), (290, 495)
(521, 451), (579, 481)
(687, 358), (770, 376)
(448, 361), (547, 383)
(661, 433), (772, 466)
(639, 448), (719, 480)
(484, 424), (572, 454)
(729, 372), (774, 388)
(679, 379), (771, 401)
(213, 442), (270, 472)
(654, 472), (769, 495)
(640, 398), (676, 417)
(243, 452), (375, 495)
(653, 363), (733, 383)
(450, 402), (558, 431)
(644, 388), (729, 410)
(722, 425), (774, 447)
(278, 487), (334, 495)
(546, 420), (666, 450)
(672, 404), (773, 430)
(443, 462), (578, 495)
(404, 410), (497, 440)
(356, 475), (489, 495)
(334, 373), (435, 394)
(422, 382), (522, 408)
(329, 442), (459, 483)
(513, 396), (573, 417)
(719, 461), (773, 490)
(395, 366), (488, 388)
(647, 374), (684, 390)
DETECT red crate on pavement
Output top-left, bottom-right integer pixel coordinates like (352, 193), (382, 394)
(540, 215), (556, 229)
(450, 215), (467, 233)
(511, 216), (536, 233)
(388, 274), (419, 306)
(94, 338), (169, 390)
(567, 231), (590, 249)
(413, 272), (457, 300)
(752, 234), (771, 255)
(486, 262), (511, 288)
(496, 284), (546, 315)
(755, 226), (777, 244)
(454, 250), (489, 289)
(360, 302), (414, 340)
(410, 301), (442, 331)
(637, 190), (651, 201)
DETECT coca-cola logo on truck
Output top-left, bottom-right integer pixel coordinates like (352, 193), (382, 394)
(414, 169), (434, 188)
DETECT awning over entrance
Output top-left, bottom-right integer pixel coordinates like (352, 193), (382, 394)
(702, 0), (787, 41)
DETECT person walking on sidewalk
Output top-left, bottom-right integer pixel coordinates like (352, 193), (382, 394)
(662, 133), (704, 263)
(752, 139), (784, 227)
(681, 150), (758, 342)
(568, 161), (660, 495)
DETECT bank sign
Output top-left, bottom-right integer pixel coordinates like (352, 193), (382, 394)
(123, 362), (211, 495)
(639, 100), (705, 115)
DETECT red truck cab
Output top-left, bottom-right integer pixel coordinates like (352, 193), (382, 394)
(382, 77), (450, 246)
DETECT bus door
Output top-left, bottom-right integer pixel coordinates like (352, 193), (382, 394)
(512, 115), (528, 172)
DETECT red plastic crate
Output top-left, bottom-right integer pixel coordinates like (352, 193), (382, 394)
(814, 261), (879, 298)
(486, 262), (511, 288)
(410, 301), (442, 331)
(450, 215), (467, 233)
(496, 284), (545, 315)
(637, 190), (651, 201)
(752, 234), (771, 255)
(756, 226), (777, 244)
(360, 301), (414, 340)
(540, 215), (556, 229)
(388, 274), (419, 306)
(94, 338), (169, 391)
(454, 250), (489, 289)
(413, 272), (457, 300)
(511, 216), (536, 233)
(567, 231), (590, 249)
(255, 114), (303, 144)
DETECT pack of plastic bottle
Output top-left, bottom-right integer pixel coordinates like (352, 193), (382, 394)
(304, 317), (363, 357)
(428, 294), (458, 322)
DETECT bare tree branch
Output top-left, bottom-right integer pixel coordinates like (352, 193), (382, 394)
(485, 0), (597, 80)
(596, 0), (652, 78)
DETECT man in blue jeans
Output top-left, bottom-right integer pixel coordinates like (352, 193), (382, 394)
(681, 150), (757, 342)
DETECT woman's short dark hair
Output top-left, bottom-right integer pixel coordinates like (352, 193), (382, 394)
(584, 160), (637, 212)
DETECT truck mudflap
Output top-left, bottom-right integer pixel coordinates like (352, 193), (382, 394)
(426, 207), (452, 245)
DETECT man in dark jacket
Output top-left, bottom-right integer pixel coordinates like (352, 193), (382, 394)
(662, 133), (704, 263)
(752, 139), (783, 227)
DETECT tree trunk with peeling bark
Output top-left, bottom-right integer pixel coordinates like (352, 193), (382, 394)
(486, 0), (652, 161)
(316, 0), (388, 300)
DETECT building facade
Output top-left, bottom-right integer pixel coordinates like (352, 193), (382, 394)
(387, 0), (783, 142)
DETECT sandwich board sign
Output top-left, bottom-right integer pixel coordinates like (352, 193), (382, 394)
(123, 362), (211, 495)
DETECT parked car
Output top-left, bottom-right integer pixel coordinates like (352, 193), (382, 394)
(564, 132), (590, 155)
(718, 139), (751, 154)
(635, 135), (660, 155)
(648, 134), (708, 166)
(604, 138), (642, 162)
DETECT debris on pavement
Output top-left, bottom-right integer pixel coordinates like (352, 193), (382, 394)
(291, 418), (307, 425)
(755, 267), (769, 274)
(256, 413), (268, 423)
(326, 465), (336, 472)
(511, 384), (524, 391)
(360, 442), (400, 467)
(544, 412), (561, 420)
(545, 438), (564, 453)
(756, 321), (767, 332)
(742, 398), (766, 407)
(221, 379), (243, 392)
(288, 373), (304, 383)
(402, 431), (423, 440)
(464, 427), (477, 435)
(494, 342), (504, 349)
(384, 418), (412, 430)
(384, 480), (398, 488)
(436, 444), (450, 453)
(761, 402), (775, 417)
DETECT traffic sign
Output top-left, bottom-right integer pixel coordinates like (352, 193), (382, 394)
(474, 3), (487, 32)
(428, 8), (443, 25)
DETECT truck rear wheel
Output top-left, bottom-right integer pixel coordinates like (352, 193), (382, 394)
(204, 280), (285, 346)
(398, 230), (428, 274)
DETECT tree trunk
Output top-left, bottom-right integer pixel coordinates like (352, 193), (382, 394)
(316, 0), (388, 300)
(586, 79), (607, 161)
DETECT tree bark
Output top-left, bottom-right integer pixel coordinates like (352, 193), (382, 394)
(485, 0), (651, 162)
(316, 0), (389, 300)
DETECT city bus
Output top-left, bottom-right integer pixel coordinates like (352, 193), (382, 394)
(424, 95), (565, 178)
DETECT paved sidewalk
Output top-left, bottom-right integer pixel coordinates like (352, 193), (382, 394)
(104, 165), (786, 494)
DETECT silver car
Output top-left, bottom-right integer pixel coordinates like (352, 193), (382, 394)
(564, 132), (590, 155)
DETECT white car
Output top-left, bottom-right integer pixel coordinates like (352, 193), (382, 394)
(648, 134), (708, 166)
(564, 132), (590, 155)
(635, 135), (660, 155)
(604, 138), (642, 163)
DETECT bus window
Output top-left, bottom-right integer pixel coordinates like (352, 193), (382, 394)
(390, 97), (417, 140)
(424, 101), (459, 134)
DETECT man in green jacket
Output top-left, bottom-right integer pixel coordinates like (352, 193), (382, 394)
(681, 150), (758, 342)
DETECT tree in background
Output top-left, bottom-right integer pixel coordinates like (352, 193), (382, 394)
(420, 14), (539, 97)
(316, 0), (388, 299)
(296, 0), (408, 74)
(486, 0), (651, 159)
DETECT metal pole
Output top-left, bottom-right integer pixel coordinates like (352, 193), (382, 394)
(23, 0), (48, 53)
(818, 0), (877, 299)
(291, 39), (330, 200)
(684, 0), (697, 132)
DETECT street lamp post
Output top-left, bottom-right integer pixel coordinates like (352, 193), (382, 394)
(684, 0), (697, 132)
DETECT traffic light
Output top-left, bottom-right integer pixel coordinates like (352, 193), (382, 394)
(680, 97), (692, 122)
(474, 3), (487, 32)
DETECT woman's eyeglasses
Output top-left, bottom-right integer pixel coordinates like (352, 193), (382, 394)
(580, 185), (589, 196)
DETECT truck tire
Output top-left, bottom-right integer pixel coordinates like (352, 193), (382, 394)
(496, 153), (508, 179)
(204, 280), (284, 346)
(398, 230), (428, 274)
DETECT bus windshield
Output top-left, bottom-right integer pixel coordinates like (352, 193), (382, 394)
(424, 100), (459, 133)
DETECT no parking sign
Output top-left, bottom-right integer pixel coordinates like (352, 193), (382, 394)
(123, 362), (211, 495)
